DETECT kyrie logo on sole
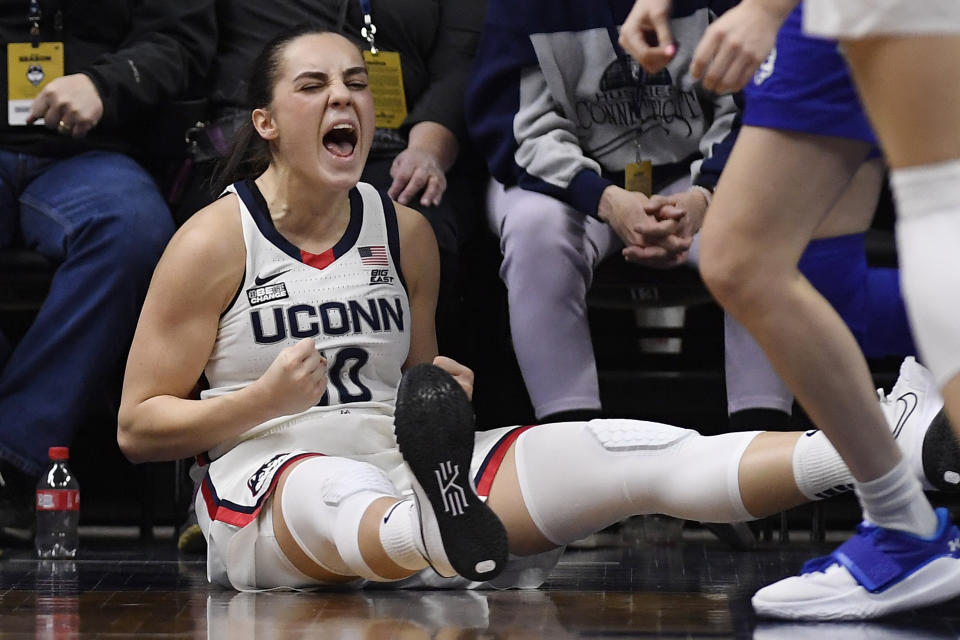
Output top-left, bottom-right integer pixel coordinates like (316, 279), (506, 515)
(435, 461), (468, 516)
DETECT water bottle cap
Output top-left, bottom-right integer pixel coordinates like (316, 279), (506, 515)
(48, 446), (69, 460)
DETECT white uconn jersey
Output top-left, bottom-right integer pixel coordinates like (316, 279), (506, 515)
(201, 180), (411, 451)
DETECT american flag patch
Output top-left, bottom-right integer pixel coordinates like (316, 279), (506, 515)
(359, 245), (389, 266)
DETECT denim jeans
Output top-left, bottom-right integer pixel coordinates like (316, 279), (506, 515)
(0, 150), (174, 476)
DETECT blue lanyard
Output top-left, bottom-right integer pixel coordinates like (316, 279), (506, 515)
(358, 0), (378, 54)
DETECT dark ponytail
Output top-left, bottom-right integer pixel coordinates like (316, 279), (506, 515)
(214, 24), (335, 192)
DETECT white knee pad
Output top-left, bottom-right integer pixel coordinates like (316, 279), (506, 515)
(280, 456), (399, 581)
(513, 421), (760, 546)
(892, 160), (960, 386)
(585, 418), (694, 451)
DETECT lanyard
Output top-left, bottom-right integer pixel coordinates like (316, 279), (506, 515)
(357, 0), (378, 54)
(26, 0), (62, 48)
(604, 2), (648, 160)
(28, 0), (41, 47)
(603, 1), (640, 77)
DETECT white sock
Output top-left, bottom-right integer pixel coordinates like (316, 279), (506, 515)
(378, 499), (428, 572)
(855, 457), (938, 537)
(791, 429), (854, 501)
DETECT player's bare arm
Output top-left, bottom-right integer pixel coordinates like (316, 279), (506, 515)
(118, 196), (326, 463)
(395, 202), (441, 369)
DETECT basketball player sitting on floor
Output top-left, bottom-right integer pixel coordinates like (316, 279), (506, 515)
(117, 26), (960, 592)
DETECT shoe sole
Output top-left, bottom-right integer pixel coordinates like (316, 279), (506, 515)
(394, 364), (508, 583)
(752, 555), (960, 620)
(921, 408), (960, 492)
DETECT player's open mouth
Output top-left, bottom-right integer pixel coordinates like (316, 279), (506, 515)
(323, 122), (358, 158)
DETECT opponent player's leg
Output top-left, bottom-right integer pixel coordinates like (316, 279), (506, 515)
(798, 159), (910, 362)
(699, 127), (936, 527)
(705, 94), (960, 617)
(724, 159), (898, 428)
(840, 35), (960, 440)
(487, 180), (620, 421)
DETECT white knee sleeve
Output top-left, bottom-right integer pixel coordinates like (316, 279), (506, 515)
(513, 420), (761, 546)
(891, 159), (960, 386)
(280, 457), (399, 581)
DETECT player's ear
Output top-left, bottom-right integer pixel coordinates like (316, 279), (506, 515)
(252, 108), (278, 141)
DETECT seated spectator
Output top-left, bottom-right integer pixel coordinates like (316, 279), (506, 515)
(0, 0), (216, 534)
(466, 0), (744, 423)
(467, 0), (917, 432)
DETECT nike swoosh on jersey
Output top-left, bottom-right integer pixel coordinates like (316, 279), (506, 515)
(893, 392), (918, 439)
(254, 269), (291, 286)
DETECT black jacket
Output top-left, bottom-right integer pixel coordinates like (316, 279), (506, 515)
(0, 0), (217, 157)
(209, 0), (484, 144)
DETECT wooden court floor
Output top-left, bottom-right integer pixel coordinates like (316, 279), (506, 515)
(2, 521), (960, 639)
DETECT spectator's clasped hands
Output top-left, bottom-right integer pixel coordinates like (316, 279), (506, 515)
(599, 185), (695, 269)
(27, 73), (104, 138)
(622, 187), (709, 267)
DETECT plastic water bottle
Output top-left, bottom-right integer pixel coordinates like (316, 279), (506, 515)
(35, 447), (80, 558)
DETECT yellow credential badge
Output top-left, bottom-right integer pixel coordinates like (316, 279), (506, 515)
(7, 42), (64, 125)
(624, 160), (653, 197)
(363, 49), (407, 129)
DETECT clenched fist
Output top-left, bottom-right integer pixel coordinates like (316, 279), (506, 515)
(254, 338), (328, 417)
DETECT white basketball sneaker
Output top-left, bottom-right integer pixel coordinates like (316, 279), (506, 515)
(879, 357), (960, 492)
(752, 507), (960, 620)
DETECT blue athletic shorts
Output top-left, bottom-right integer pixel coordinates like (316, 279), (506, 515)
(743, 4), (877, 145)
